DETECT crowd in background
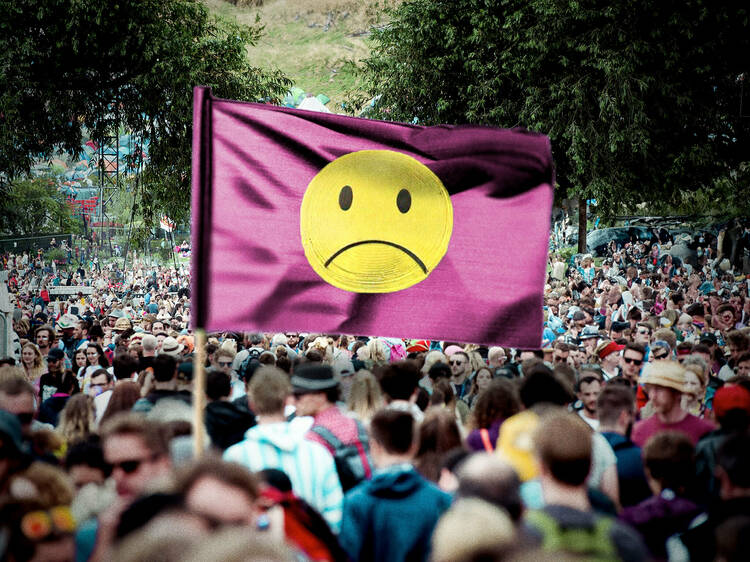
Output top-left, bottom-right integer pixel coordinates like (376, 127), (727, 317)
(1, 227), (750, 561)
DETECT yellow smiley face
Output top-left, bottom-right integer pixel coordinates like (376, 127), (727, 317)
(300, 150), (453, 293)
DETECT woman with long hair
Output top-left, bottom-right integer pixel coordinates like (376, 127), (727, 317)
(81, 343), (109, 394)
(466, 378), (521, 452)
(21, 342), (45, 389)
(57, 393), (96, 446)
(463, 366), (493, 409)
(414, 407), (463, 482)
(99, 381), (141, 425)
(346, 370), (383, 424)
(73, 346), (88, 379)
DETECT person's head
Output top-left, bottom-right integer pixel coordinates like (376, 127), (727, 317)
(727, 331), (750, 362)
(378, 360), (421, 402)
(415, 408), (463, 481)
(642, 431), (695, 495)
(650, 340), (672, 361)
(113, 352), (140, 381)
(641, 361), (686, 418)
(471, 367), (493, 395)
(736, 353), (750, 378)
(534, 410), (591, 489)
(290, 363), (339, 416)
(89, 368), (114, 397)
(34, 324), (55, 349)
(58, 393), (96, 445)
(552, 342), (571, 366)
(430, 498), (515, 562)
(576, 376), (602, 418)
(596, 383), (635, 434)
(0, 498), (76, 562)
(247, 367), (291, 415)
(633, 322), (653, 346)
(519, 365), (574, 409)
(176, 458), (260, 528)
(20, 343), (42, 372)
(682, 360), (708, 402)
(213, 348), (235, 374)
(152, 354), (177, 384)
(100, 382), (142, 425)
(487, 347), (507, 368)
(449, 351), (471, 382)
(73, 346), (88, 369)
(346, 370), (383, 422)
(64, 438), (111, 491)
(46, 348), (65, 374)
(206, 369), (231, 402)
(620, 342), (646, 382)
(456, 453), (523, 523)
(100, 413), (171, 499)
(0, 375), (36, 438)
(471, 378), (521, 430)
(85, 342), (109, 368)
(369, 408), (417, 465)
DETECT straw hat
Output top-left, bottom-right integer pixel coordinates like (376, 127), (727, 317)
(640, 361), (686, 393)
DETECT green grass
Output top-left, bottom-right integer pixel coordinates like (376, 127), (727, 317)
(203, 0), (398, 111)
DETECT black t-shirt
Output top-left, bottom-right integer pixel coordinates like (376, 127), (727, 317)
(39, 371), (62, 402)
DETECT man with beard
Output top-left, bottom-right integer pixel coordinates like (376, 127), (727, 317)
(576, 375), (602, 430)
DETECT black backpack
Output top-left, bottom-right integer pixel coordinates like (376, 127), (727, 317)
(310, 421), (372, 492)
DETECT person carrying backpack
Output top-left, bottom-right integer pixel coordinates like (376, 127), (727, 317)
(292, 364), (374, 492)
(524, 411), (648, 562)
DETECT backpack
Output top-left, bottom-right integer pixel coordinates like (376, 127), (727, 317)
(525, 509), (617, 562)
(310, 421), (372, 492)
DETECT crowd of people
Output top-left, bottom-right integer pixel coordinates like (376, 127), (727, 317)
(1, 227), (750, 561)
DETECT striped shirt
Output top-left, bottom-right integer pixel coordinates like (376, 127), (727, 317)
(223, 421), (344, 533)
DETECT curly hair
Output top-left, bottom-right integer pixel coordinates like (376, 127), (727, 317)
(57, 394), (96, 446)
(472, 378), (521, 430)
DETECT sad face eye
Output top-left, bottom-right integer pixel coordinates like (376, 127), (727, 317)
(339, 185), (353, 211)
(397, 189), (411, 213)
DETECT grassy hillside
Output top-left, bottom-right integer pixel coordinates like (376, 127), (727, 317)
(203, 0), (398, 111)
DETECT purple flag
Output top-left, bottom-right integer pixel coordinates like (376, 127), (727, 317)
(192, 87), (553, 347)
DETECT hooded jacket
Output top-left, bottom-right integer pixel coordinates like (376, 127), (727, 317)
(339, 464), (451, 562)
(223, 421), (343, 533)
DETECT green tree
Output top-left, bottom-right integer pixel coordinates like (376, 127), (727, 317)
(0, 178), (77, 236)
(0, 0), (290, 228)
(358, 0), (749, 223)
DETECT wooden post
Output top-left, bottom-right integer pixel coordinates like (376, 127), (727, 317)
(578, 198), (587, 254)
(192, 328), (207, 457)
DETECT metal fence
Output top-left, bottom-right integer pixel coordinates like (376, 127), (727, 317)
(0, 233), (74, 254)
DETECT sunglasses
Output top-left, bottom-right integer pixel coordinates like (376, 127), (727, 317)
(110, 455), (158, 474)
(652, 352), (668, 360)
(449, 360), (466, 366)
(218, 361), (233, 367)
(623, 357), (643, 366)
(636, 330), (650, 335)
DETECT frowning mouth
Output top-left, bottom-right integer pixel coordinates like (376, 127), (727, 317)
(325, 240), (428, 274)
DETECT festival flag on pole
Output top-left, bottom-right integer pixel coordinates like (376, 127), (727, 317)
(191, 87), (554, 347)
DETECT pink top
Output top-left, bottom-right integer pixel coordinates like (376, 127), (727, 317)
(631, 413), (715, 448)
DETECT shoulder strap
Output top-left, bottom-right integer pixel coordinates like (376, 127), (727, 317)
(310, 424), (343, 449)
(479, 428), (494, 452)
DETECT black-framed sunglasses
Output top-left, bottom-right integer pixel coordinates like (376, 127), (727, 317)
(449, 360), (466, 366)
(110, 454), (158, 474)
(218, 361), (233, 367)
(652, 352), (668, 360)
(623, 357), (643, 366)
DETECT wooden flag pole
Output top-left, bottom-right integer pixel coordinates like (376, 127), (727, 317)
(192, 328), (207, 457)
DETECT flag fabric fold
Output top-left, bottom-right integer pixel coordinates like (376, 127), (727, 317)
(191, 87), (553, 347)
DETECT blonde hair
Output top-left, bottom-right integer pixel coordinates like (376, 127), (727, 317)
(21, 342), (45, 382)
(347, 370), (383, 423)
(57, 394), (96, 445)
(359, 338), (389, 363)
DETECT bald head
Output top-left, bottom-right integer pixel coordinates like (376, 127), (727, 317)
(456, 453), (523, 522)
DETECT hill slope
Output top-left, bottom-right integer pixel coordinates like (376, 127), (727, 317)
(203, 0), (397, 111)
